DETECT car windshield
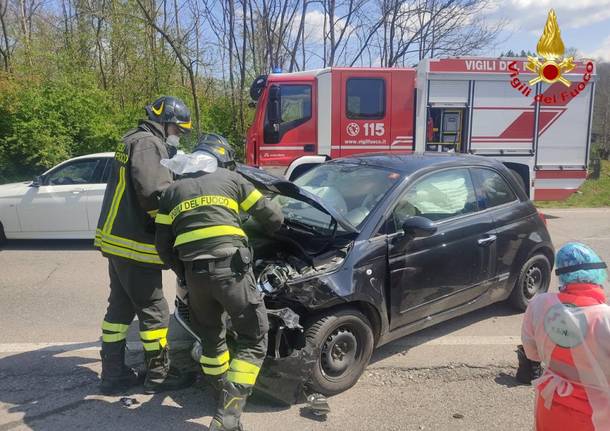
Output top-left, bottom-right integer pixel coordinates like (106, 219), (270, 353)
(272, 163), (401, 234)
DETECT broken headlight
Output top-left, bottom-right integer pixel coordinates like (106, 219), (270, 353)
(257, 263), (291, 294)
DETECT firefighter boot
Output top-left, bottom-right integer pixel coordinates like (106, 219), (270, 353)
(209, 381), (250, 431)
(516, 344), (543, 384)
(99, 341), (140, 395)
(143, 347), (196, 394)
(204, 372), (228, 404)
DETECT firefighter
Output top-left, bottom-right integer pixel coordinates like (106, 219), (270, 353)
(95, 96), (195, 395)
(154, 138), (283, 431)
(521, 242), (610, 431)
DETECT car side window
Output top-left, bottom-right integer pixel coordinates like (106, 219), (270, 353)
(99, 159), (113, 183)
(388, 168), (477, 233)
(45, 159), (100, 186)
(472, 168), (518, 209)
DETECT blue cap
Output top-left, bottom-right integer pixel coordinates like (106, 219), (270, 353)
(272, 67), (283, 73)
(556, 242), (607, 286)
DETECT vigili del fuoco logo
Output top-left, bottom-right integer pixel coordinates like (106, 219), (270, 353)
(507, 9), (594, 105)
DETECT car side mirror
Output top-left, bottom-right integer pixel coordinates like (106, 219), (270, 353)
(402, 216), (437, 238)
(31, 175), (42, 187)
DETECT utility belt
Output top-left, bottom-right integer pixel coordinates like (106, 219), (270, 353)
(191, 247), (252, 280)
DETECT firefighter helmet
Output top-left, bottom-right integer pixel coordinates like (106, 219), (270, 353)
(194, 133), (236, 168)
(145, 96), (192, 133)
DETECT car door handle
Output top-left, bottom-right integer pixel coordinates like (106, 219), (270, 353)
(478, 235), (497, 246)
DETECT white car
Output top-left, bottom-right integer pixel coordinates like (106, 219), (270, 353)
(0, 153), (114, 240)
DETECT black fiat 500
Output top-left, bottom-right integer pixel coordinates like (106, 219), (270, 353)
(175, 152), (553, 398)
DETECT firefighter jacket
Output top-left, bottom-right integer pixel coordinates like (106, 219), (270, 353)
(95, 120), (173, 267)
(154, 168), (284, 273)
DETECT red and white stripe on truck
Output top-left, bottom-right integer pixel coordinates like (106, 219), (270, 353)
(247, 57), (595, 201)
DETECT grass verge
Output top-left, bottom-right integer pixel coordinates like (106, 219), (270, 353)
(536, 160), (610, 208)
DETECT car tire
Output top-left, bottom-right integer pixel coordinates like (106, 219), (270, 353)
(305, 308), (374, 396)
(0, 221), (6, 245)
(509, 254), (551, 311)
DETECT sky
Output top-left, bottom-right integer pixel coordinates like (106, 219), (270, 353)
(485, 0), (610, 61)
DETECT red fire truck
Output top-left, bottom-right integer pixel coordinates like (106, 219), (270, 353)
(245, 57), (596, 200)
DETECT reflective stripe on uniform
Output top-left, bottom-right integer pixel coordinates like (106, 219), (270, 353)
(200, 351), (230, 366)
(140, 328), (168, 341)
(101, 320), (129, 343)
(147, 209), (158, 217)
(240, 190), (263, 212)
(168, 195), (240, 221)
(102, 332), (127, 342)
(99, 241), (163, 265)
(102, 321), (129, 333)
(95, 165), (162, 265)
(95, 228), (157, 254)
(142, 339), (167, 351)
(140, 328), (168, 351)
(227, 359), (260, 386)
(102, 166), (126, 234)
(174, 225), (246, 247)
(155, 213), (172, 225)
(202, 363), (230, 375)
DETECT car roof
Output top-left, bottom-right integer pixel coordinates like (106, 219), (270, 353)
(329, 152), (504, 174)
(69, 152), (114, 161)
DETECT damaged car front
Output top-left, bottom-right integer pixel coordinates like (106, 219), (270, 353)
(174, 161), (403, 403)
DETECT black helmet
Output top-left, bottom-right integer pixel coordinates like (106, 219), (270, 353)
(145, 96), (192, 133)
(194, 133), (236, 168)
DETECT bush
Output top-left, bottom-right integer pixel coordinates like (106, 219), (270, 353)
(0, 75), (124, 182)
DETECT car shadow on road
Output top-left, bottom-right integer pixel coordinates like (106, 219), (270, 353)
(0, 342), (286, 431)
(0, 239), (95, 251)
(370, 302), (522, 365)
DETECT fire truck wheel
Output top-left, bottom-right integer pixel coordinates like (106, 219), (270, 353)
(509, 254), (551, 311)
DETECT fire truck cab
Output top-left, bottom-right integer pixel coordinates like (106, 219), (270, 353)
(246, 58), (595, 200)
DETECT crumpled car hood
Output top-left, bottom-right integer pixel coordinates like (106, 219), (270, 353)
(236, 164), (358, 234)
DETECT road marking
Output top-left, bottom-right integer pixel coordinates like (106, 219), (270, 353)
(0, 341), (193, 353)
(399, 335), (521, 346)
(0, 336), (522, 353)
(544, 208), (610, 214)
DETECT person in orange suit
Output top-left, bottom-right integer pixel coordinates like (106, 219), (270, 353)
(521, 242), (610, 431)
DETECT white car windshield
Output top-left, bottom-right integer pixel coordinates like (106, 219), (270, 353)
(273, 163), (401, 234)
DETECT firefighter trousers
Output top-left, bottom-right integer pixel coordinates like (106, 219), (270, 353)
(184, 257), (269, 387)
(101, 256), (170, 352)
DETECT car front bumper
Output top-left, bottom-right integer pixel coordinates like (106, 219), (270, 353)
(173, 292), (318, 405)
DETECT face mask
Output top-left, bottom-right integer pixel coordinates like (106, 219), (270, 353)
(166, 134), (180, 158)
(166, 134), (180, 148)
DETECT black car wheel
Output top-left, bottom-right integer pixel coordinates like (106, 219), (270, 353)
(509, 254), (551, 311)
(305, 308), (374, 396)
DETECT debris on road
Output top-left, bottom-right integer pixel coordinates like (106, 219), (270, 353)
(119, 397), (139, 408)
(253, 345), (319, 406)
(453, 413), (464, 419)
(305, 393), (331, 417)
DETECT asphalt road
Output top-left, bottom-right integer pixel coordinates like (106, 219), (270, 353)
(0, 208), (608, 431)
